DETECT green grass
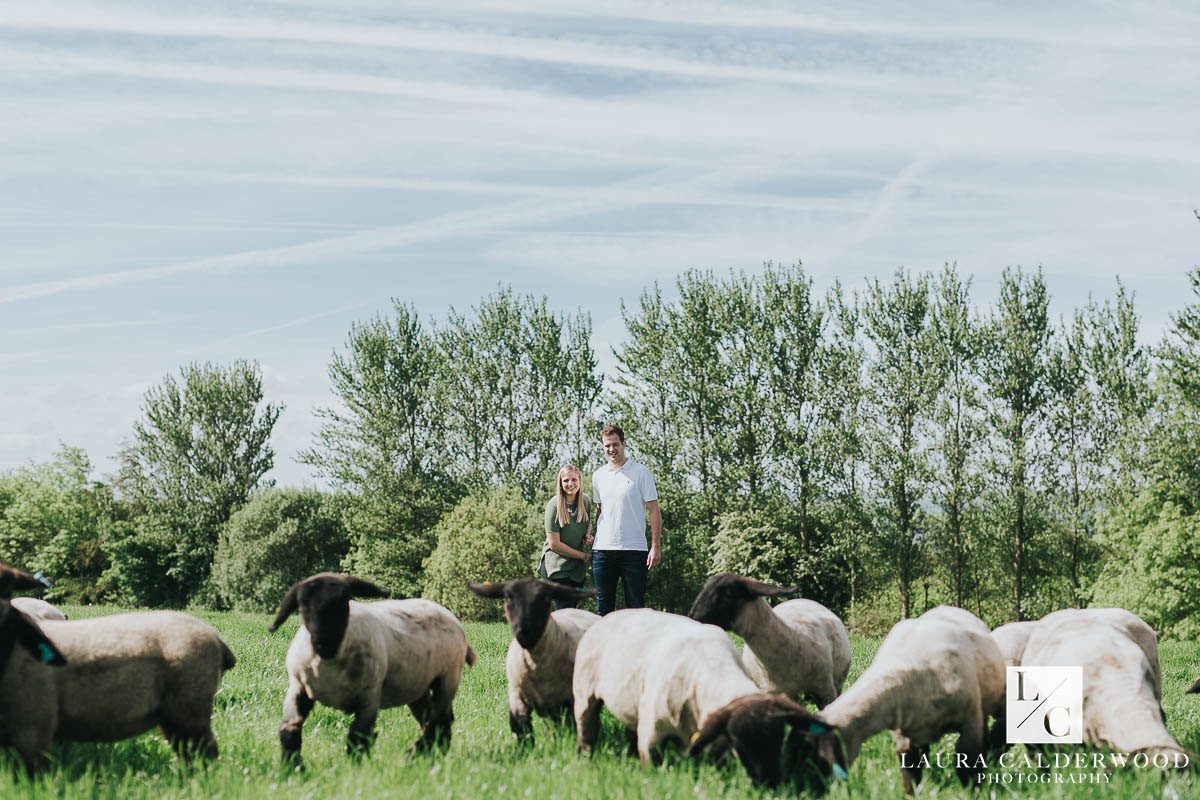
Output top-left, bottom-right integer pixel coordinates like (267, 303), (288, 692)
(2, 606), (1199, 798)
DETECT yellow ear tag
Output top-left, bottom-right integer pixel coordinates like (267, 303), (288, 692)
(690, 731), (700, 745)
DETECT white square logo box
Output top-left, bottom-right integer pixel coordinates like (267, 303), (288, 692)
(1006, 666), (1083, 744)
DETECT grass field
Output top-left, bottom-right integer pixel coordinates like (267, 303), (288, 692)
(2, 605), (1199, 799)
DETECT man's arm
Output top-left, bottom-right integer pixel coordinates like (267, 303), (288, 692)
(645, 499), (662, 569)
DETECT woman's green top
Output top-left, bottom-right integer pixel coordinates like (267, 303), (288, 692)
(542, 495), (593, 583)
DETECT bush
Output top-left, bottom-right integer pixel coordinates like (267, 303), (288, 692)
(337, 490), (441, 600)
(210, 488), (350, 612)
(422, 486), (541, 621)
(711, 506), (806, 588)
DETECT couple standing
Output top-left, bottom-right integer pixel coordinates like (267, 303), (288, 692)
(539, 424), (662, 615)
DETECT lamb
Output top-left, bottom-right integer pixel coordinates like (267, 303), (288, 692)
(0, 599), (235, 771)
(573, 608), (839, 791)
(807, 605), (1005, 793)
(269, 572), (477, 764)
(1020, 613), (1190, 766)
(688, 573), (851, 707)
(11, 597), (68, 622)
(467, 578), (598, 740)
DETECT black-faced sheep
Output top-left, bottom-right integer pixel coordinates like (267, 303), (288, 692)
(269, 573), (476, 764)
(0, 601), (233, 771)
(687, 574), (850, 707)
(572, 608), (838, 791)
(467, 578), (597, 740)
(807, 605), (1004, 793)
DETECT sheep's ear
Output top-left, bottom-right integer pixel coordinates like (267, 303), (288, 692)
(269, 584), (301, 632)
(1188, 677), (1200, 694)
(10, 608), (66, 666)
(345, 576), (390, 599)
(467, 581), (509, 599)
(540, 580), (595, 602)
(0, 564), (48, 596)
(687, 706), (734, 757)
(741, 578), (799, 599)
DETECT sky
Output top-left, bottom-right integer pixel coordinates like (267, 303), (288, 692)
(1, 0), (1198, 485)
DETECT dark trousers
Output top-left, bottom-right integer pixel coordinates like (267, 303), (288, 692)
(592, 550), (648, 615)
(537, 562), (586, 610)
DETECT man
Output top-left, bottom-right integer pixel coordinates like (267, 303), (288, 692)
(590, 423), (661, 615)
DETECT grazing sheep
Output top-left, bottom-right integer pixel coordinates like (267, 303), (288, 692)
(809, 605), (1004, 793)
(0, 603), (234, 771)
(1021, 614), (1189, 766)
(687, 574), (851, 708)
(269, 573), (476, 764)
(991, 620), (1035, 668)
(11, 597), (67, 622)
(573, 608), (838, 790)
(1189, 678), (1200, 695)
(0, 564), (51, 597)
(467, 579), (598, 740)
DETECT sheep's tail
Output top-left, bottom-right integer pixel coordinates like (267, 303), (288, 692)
(464, 644), (478, 668)
(219, 638), (237, 671)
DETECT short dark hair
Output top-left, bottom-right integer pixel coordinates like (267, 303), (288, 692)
(600, 424), (625, 443)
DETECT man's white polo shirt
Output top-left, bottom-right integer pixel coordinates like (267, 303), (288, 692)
(591, 458), (658, 551)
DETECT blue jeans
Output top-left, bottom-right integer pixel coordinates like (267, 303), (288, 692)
(592, 550), (648, 615)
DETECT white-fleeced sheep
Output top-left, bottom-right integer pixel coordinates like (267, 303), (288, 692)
(468, 579), (598, 740)
(812, 605), (1005, 793)
(11, 597), (68, 621)
(1020, 613), (1189, 766)
(269, 573), (476, 763)
(992, 608), (1161, 699)
(0, 601), (235, 771)
(991, 620), (1035, 668)
(573, 608), (839, 790)
(687, 574), (850, 708)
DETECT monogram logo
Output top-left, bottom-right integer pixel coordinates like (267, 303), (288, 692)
(1006, 666), (1083, 744)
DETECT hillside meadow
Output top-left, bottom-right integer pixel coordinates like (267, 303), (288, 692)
(1, 606), (1198, 799)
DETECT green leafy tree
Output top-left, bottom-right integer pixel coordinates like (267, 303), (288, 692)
(980, 269), (1053, 621)
(437, 288), (599, 499)
(860, 269), (941, 617)
(301, 303), (453, 597)
(422, 486), (543, 621)
(113, 360), (281, 606)
(0, 445), (115, 602)
(210, 488), (350, 611)
(929, 266), (985, 609)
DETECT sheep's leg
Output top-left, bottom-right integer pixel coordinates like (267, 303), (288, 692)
(347, 705), (379, 757)
(984, 710), (1008, 757)
(624, 726), (639, 757)
(413, 675), (457, 752)
(894, 735), (927, 794)
(814, 676), (839, 709)
(161, 721), (219, 762)
(575, 696), (602, 756)
(955, 718), (986, 786)
(279, 684), (314, 766)
(508, 695), (534, 742)
(635, 717), (667, 766)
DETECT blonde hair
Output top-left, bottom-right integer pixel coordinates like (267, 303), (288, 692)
(553, 464), (590, 527)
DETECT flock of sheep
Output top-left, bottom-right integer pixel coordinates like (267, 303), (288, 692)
(0, 561), (1197, 794)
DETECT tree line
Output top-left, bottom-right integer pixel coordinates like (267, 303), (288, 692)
(3, 264), (1199, 636)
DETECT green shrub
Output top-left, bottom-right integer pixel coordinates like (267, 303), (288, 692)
(710, 506), (804, 587)
(337, 491), (441, 600)
(422, 486), (541, 621)
(210, 488), (350, 612)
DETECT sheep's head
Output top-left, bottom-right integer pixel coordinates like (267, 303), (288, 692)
(688, 694), (842, 793)
(269, 573), (391, 658)
(687, 573), (799, 630)
(0, 563), (52, 598)
(1189, 677), (1200, 695)
(0, 597), (66, 681)
(468, 579), (594, 649)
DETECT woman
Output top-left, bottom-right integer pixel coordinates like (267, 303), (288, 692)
(539, 464), (594, 610)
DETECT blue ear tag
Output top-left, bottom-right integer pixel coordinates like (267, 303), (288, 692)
(808, 722), (829, 735)
(37, 643), (57, 664)
(833, 764), (849, 781)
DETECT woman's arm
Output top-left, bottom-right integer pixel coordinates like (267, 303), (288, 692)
(546, 530), (591, 561)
